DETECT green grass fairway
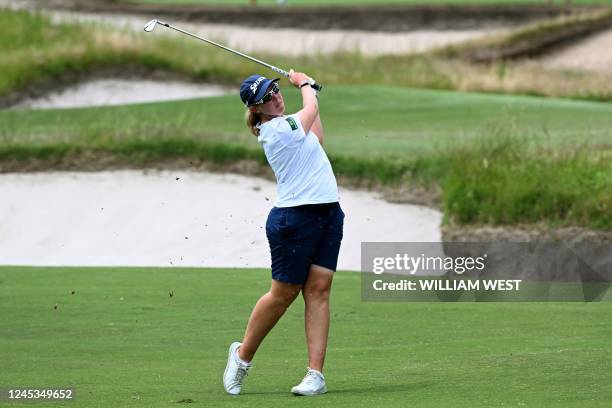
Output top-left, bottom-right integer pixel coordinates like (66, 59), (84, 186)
(1, 266), (611, 407)
(2, 85), (611, 158)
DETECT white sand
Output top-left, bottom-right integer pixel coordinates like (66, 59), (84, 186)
(144, 25), (496, 57)
(538, 28), (612, 74)
(0, 170), (442, 271)
(13, 79), (230, 109)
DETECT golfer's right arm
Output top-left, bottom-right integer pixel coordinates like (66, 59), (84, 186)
(310, 112), (324, 144)
(289, 70), (318, 137)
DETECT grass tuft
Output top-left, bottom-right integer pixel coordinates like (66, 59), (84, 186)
(442, 134), (611, 230)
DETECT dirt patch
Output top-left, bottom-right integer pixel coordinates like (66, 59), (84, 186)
(442, 225), (612, 243)
(442, 225), (612, 282)
(335, 174), (442, 209)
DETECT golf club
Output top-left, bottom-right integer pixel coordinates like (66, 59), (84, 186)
(143, 19), (322, 92)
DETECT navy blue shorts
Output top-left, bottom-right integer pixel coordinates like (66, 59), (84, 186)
(265, 202), (344, 285)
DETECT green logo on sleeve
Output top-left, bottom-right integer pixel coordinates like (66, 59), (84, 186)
(286, 117), (298, 131)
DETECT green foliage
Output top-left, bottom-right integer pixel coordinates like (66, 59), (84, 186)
(442, 135), (612, 229)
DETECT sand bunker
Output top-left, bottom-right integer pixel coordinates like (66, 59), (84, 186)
(0, 170), (442, 271)
(141, 25), (496, 57)
(13, 79), (230, 109)
(538, 28), (612, 74)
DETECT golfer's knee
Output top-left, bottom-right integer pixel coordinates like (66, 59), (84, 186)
(271, 292), (297, 309)
(303, 283), (331, 303)
(268, 285), (300, 308)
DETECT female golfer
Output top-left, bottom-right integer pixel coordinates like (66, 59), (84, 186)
(223, 70), (344, 396)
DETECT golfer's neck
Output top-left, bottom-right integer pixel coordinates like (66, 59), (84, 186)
(260, 113), (280, 124)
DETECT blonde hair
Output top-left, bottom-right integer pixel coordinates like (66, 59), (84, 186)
(245, 109), (262, 136)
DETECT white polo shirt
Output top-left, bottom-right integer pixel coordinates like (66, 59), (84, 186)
(257, 114), (339, 207)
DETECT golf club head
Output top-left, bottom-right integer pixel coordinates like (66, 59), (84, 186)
(144, 19), (158, 32)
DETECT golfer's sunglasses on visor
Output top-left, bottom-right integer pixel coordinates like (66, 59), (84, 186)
(252, 83), (280, 105)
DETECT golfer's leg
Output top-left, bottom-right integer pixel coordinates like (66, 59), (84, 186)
(302, 264), (334, 372)
(238, 279), (302, 363)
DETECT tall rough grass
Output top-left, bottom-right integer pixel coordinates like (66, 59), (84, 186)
(442, 135), (611, 230)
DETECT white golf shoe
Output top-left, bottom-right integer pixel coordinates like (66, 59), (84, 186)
(223, 342), (251, 395)
(291, 367), (327, 396)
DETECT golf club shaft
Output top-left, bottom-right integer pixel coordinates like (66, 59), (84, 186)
(155, 20), (321, 91)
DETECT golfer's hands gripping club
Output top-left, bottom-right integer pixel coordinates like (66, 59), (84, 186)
(290, 70), (319, 135)
(289, 69), (320, 97)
